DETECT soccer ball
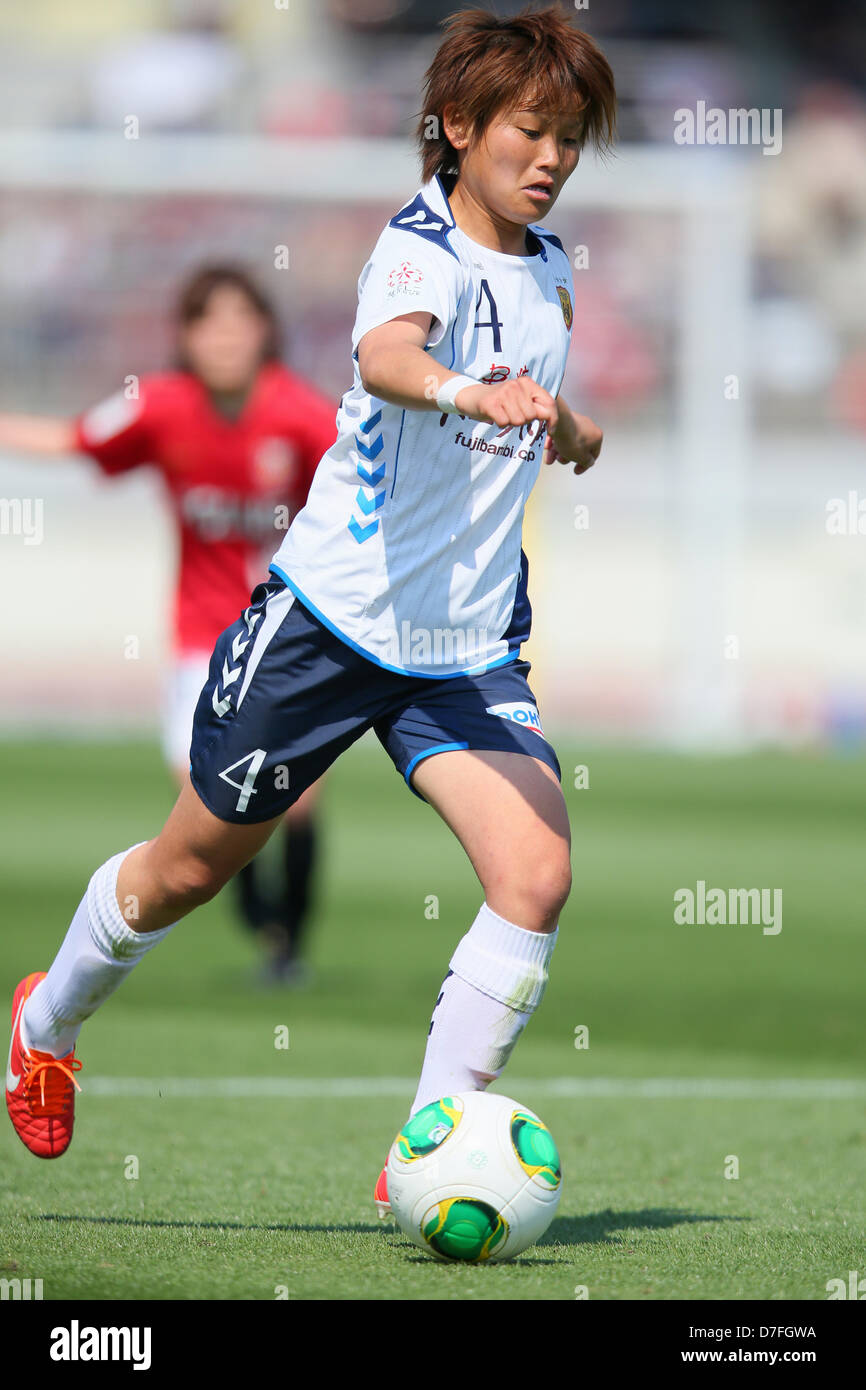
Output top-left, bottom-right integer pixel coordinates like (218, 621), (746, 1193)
(386, 1091), (562, 1263)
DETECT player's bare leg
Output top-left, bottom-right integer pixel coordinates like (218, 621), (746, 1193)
(116, 776), (284, 932)
(6, 778), (283, 1157)
(170, 752), (320, 981)
(411, 749), (571, 933)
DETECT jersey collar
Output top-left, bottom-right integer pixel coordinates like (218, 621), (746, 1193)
(430, 171), (548, 261)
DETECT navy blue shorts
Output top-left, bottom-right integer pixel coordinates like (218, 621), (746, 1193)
(189, 574), (561, 824)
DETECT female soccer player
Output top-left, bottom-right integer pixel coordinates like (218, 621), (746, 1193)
(6, 6), (616, 1218)
(0, 266), (336, 981)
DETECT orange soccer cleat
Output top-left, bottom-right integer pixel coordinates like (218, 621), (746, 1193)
(374, 1164), (392, 1221)
(5, 972), (82, 1159)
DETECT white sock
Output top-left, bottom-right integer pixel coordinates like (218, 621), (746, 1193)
(409, 902), (558, 1116)
(21, 845), (176, 1058)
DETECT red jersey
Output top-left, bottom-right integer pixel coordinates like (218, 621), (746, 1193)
(75, 364), (336, 653)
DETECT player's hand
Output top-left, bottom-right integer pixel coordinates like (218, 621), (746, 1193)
(543, 408), (602, 475)
(458, 377), (558, 434)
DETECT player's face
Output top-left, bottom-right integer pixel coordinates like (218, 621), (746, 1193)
(460, 105), (582, 226)
(181, 286), (272, 393)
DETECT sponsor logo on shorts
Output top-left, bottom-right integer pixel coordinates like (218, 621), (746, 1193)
(485, 702), (544, 734)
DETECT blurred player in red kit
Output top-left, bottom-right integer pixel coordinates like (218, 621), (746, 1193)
(0, 264), (337, 982)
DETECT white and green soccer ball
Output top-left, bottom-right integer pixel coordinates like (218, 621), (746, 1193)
(386, 1091), (562, 1263)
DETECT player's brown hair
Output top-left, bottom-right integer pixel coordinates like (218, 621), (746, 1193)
(417, 5), (616, 184)
(174, 264), (282, 368)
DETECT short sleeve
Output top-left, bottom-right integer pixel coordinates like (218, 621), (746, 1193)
(74, 387), (154, 476)
(351, 225), (463, 355)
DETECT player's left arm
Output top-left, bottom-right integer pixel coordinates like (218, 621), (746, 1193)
(543, 394), (603, 476)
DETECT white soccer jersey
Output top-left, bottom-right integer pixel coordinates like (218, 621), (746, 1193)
(270, 171), (575, 677)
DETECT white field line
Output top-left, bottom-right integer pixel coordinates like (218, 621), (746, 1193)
(81, 1076), (866, 1101)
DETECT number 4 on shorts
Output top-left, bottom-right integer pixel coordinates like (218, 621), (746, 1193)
(218, 748), (267, 813)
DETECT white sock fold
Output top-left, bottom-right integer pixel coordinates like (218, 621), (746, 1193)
(409, 902), (559, 1116)
(448, 901), (558, 1011)
(21, 843), (175, 1058)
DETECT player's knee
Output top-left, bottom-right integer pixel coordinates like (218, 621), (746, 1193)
(532, 850), (572, 924)
(490, 843), (571, 931)
(158, 853), (226, 911)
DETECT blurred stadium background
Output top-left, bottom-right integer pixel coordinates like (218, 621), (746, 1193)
(1, 0), (864, 750)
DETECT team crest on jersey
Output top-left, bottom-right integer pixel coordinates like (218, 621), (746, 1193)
(556, 286), (573, 330)
(253, 438), (297, 490)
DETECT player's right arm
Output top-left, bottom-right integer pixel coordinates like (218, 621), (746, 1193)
(353, 220), (558, 433)
(0, 414), (77, 456)
(357, 313), (559, 434)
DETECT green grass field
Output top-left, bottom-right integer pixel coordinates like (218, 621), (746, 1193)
(1, 737), (864, 1300)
